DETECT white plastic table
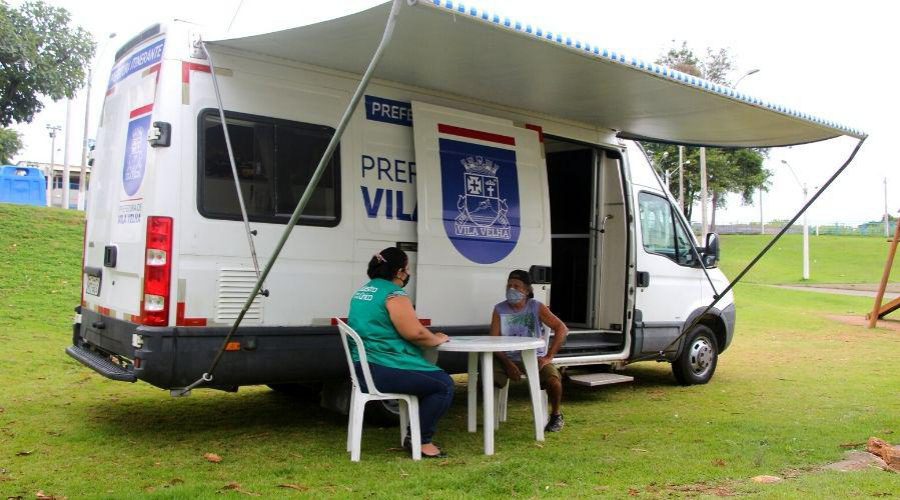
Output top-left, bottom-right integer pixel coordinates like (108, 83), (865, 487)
(437, 335), (545, 455)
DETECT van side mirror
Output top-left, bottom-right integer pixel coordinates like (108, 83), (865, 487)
(703, 233), (720, 268)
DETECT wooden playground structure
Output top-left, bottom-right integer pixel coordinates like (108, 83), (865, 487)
(867, 220), (900, 328)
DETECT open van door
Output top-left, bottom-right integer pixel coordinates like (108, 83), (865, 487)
(411, 102), (550, 326)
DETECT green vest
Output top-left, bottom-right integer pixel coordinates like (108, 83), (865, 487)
(347, 278), (439, 372)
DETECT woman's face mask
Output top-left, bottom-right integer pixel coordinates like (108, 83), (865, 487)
(506, 287), (526, 305)
(399, 268), (411, 288)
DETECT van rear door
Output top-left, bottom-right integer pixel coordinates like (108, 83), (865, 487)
(410, 102), (550, 326)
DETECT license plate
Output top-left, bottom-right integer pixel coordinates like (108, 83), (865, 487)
(86, 275), (101, 296)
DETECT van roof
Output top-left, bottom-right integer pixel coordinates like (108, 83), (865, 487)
(207, 1), (865, 148)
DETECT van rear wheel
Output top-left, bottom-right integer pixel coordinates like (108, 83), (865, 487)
(672, 325), (718, 386)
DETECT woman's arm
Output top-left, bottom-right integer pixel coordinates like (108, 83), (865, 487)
(386, 295), (448, 347)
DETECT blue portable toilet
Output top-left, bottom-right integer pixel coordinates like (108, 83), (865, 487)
(0, 165), (47, 206)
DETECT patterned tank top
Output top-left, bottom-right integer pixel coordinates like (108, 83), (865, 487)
(493, 298), (547, 361)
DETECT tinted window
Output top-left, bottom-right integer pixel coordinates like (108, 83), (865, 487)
(199, 110), (339, 226)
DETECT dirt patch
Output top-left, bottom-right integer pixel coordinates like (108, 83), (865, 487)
(811, 283), (900, 293)
(827, 314), (900, 333)
(824, 451), (890, 472)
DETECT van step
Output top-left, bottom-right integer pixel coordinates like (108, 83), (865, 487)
(65, 345), (136, 382)
(567, 372), (634, 387)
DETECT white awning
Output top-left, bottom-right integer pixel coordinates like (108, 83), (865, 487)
(208, 0), (865, 148)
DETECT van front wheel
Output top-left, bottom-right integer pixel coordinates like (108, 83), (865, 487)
(672, 325), (718, 386)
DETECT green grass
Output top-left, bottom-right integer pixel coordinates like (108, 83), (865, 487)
(719, 234), (899, 285)
(1, 203), (899, 498)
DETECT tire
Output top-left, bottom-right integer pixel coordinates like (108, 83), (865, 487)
(672, 325), (719, 386)
(364, 399), (402, 427)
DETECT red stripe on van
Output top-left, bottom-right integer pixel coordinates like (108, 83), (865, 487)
(181, 62), (211, 83)
(176, 302), (208, 327)
(437, 124), (516, 146)
(525, 123), (544, 143)
(97, 306), (111, 316)
(331, 317), (431, 326)
(129, 104), (154, 118)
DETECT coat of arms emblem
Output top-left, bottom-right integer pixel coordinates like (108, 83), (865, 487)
(454, 156), (510, 239)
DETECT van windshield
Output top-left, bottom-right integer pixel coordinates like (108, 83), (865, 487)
(198, 110), (340, 226)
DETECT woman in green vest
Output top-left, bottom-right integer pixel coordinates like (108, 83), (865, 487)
(348, 247), (453, 458)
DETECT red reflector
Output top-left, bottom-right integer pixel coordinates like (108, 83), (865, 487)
(225, 342), (241, 352)
(133, 357), (142, 369)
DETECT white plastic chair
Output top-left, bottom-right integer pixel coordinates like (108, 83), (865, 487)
(495, 377), (548, 430)
(335, 318), (422, 461)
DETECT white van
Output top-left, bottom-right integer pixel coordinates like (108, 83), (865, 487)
(67, 1), (863, 413)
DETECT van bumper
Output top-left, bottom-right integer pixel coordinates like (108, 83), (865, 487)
(720, 303), (736, 352)
(71, 308), (475, 390)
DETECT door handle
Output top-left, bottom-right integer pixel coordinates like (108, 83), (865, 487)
(636, 271), (650, 288)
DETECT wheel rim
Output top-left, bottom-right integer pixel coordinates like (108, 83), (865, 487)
(688, 337), (714, 377)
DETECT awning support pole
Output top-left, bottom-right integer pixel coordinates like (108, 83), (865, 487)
(632, 136), (867, 364)
(200, 42), (264, 287)
(179, 0), (406, 394)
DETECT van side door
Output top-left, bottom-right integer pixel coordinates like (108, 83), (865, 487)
(410, 101), (550, 326)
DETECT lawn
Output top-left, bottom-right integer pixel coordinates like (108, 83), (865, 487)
(1, 204), (898, 498)
(718, 234), (899, 285)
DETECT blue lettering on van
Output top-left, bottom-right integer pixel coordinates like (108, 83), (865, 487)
(108, 39), (165, 89)
(360, 154), (417, 221)
(122, 115), (151, 196)
(365, 95), (413, 127)
(440, 138), (520, 264)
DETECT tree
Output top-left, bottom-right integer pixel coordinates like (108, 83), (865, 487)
(0, 126), (20, 163)
(642, 42), (769, 230)
(0, 1), (95, 126)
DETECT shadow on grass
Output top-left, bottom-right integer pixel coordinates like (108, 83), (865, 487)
(79, 363), (680, 442)
(82, 389), (342, 440)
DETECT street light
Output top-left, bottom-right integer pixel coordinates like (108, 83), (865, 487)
(781, 159), (810, 280)
(45, 124), (61, 207)
(733, 68), (760, 89)
(78, 32), (117, 211)
(731, 68), (763, 234)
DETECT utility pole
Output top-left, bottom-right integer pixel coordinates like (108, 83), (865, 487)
(62, 100), (73, 210)
(700, 146), (708, 236)
(886, 177), (890, 238)
(78, 34), (117, 212)
(802, 182), (809, 280)
(45, 125), (61, 207)
(782, 159), (810, 280)
(759, 189), (765, 234)
(678, 145), (684, 211)
(78, 68), (92, 211)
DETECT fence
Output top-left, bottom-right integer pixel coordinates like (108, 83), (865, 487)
(705, 222), (897, 237)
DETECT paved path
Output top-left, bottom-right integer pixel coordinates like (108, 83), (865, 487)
(773, 284), (899, 298)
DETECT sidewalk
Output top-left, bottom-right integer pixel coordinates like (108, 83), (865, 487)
(773, 283), (900, 298)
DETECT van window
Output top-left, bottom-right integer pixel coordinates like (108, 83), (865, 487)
(198, 110), (340, 226)
(638, 192), (695, 266)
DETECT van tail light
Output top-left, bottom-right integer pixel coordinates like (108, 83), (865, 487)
(141, 216), (173, 326)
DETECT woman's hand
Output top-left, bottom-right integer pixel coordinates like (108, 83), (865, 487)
(432, 332), (450, 345)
